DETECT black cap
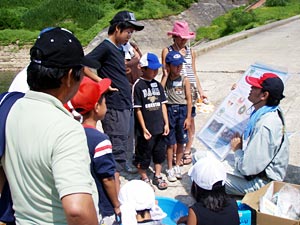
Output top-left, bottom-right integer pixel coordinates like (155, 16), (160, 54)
(110, 11), (144, 31)
(261, 77), (285, 100)
(30, 27), (100, 69)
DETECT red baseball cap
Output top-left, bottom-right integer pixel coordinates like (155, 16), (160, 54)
(245, 73), (285, 100)
(65, 77), (111, 115)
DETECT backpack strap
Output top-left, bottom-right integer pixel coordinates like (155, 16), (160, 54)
(0, 91), (24, 223)
(0, 92), (25, 157)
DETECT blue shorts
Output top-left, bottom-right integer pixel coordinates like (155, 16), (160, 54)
(101, 108), (131, 172)
(165, 104), (188, 146)
(191, 106), (196, 118)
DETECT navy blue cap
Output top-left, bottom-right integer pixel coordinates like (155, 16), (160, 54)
(165, 51), (186, 66)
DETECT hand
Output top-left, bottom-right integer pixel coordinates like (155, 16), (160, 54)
(115, 211), (122, 225)
(109, 86), (119, 92)
(231, 133), (242, 151)
(163, 124), (169, 136)
(183, 118), (191, 130)
(177, 215), (188, 224)
(143, 129), (152, 140)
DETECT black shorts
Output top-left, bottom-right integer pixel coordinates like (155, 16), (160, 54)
(133, 134), (166, 170)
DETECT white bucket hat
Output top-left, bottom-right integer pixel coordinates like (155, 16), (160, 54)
(118, 180), (166, 225)
(188, 157), (226, 190)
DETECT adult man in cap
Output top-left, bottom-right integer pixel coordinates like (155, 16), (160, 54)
(1, 27), (100, 224)
(85, 11), (144, 186)
(226, 73), (289, 196)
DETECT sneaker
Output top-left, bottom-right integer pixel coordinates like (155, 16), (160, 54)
(174, 165), (182, 180)
(166, 168), (177, 182)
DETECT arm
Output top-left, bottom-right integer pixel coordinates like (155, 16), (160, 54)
(0, 166), (6, 193)
(234, 121), (279, 176)
(191, 50), (206, 99)
(83, 67), (118, 92)
(83, 67), (101, 82)
(102, 177), (120, 215)
(187, 207), (197, 225)
(162, 103), (169, 136)
(130, 42), (142, 57)
(62, 193), (98, 225)
(125, 46), (141, 67)
(135, 108), (152, 140)
(160, 48), (169, 88)
(184, 78), (192, 130)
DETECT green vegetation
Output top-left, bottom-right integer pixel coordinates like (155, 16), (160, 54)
(0, 0), (197, 46)
(195, 0), (300, 42)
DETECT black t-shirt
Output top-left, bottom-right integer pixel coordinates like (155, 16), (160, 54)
(133, 78), (167, 136)
(191, 198), (239, 225)
(86, 39), (132, 110)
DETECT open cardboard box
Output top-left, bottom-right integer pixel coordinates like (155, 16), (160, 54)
(242, 181), (300, 225)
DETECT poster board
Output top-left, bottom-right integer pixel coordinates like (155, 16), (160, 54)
(196, 62), (289, 160)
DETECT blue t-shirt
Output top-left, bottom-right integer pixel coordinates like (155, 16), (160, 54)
(84, 125), (116, 217)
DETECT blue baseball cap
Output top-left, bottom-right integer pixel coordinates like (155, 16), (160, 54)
(165, 51), (186, 66)
(140, 53), (162, 70)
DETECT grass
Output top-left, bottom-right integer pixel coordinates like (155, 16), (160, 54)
(0, 0), (197, 46)
(195, 0), (300, 42)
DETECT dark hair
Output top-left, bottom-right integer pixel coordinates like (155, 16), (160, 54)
(136, 209), (150, 219)
(27, 48), (82, 91)
(108, 21), (134, 35)
(262, 88), (282, 106)
(191, 181), (229, 212)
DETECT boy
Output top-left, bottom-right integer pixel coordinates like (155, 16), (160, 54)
(65, 77), (120, 225)
(161, 51), (192, 182)
(132, 53), (169, 190)
(84, 11), (144, 183)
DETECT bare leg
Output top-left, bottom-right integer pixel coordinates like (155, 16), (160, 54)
(185, 117), (195, 152)
(167, 145), (174, 170)
(176, 143), (184, 166)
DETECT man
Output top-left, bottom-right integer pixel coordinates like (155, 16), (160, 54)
(1, 27), (100, 224)
(226, 73), (289, 196)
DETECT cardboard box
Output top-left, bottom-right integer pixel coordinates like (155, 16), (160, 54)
(237, 200), (252, 225)
(242, 181), (300, 225)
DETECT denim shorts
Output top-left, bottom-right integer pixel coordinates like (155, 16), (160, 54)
(165, 104), (188, 145)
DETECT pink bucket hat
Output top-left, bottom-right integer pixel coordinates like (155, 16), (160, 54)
(167, 21), (195, 39)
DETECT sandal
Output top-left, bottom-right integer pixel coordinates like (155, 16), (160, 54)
(181, 151), (192, 165)
(152, 175), (168, 190)
(173, 153), (184, 166)
(141, 177), (155, 192)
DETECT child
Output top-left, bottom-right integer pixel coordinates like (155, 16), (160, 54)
(177, 157), (240, 225)
(84, 11), (144, 186)
(163, 21), (207, 166)
(65, 77), (120, 225)
(118, 180), (166, 225)
(132, 53), (169, 190)
(161, 51), (192, 182)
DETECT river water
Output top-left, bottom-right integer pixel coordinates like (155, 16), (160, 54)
(0, 70), (17, 93)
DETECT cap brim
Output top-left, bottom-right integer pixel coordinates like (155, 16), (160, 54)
(128, 21), (144, 31)
(245, 76), (262, 88)
(167, 31), (195, 39)
(169, 59), (186, 66)
(81, 57), (101, 69)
